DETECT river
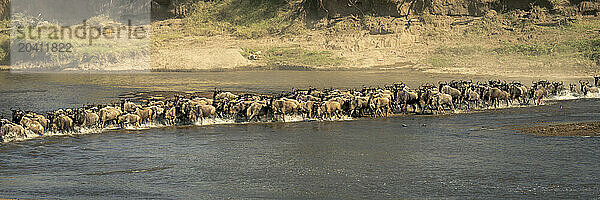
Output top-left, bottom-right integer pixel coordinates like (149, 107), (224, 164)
(0, 71), (599, 199)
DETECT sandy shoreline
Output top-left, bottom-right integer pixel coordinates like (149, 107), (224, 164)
(519, 121), (600, 137)
(2, 65), (596, 81)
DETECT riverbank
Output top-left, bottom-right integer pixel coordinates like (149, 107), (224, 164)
(149, 3), (600, 79)
(0, 1), (598, 78)
(519, 121), (600, 136)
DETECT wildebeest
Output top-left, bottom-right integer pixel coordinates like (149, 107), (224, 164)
(11, 109), (25, 124)
(228, 101), (249, 119)
(271, 98), (299, 122)
(25, 112), (49, 130)
(464, 87), (481, 110)
(299, 100), (316, 119)
(198, 104), (217, 121)
(439, 83), (461, 104)
(118, 113), (141, 128)
(369, 96), (391, 117)
(509, 83), (527, 105)
(318, 100), (342, 119)
(214, 91), (239, 101)
(164, 107), (177, 125)
(580, 80), (600, 96)
(122, 101), (140, 113)
(99, 106), (122, 127)
(20, 116), (45, 136)
(349, 96), (370, 117)
(418, 86), (438, 113)
(485, 87), (511, 108)
(187, 105), (203, 122)
(50, 114), (74, 133)
(135, 107), (154, 124)
(149, 106), (165, 121)
(396, 86), (420, 113)
(531, 84), (548, 106)
(6, 77), (600, 144)
(247, 101), (269, 122)
(431, 93), (454, 111)
(75, 109), (100, 128)
(1, 119), (26, 142)
(569, 83), (581, 96)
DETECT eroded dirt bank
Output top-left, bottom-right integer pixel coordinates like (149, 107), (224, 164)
(150, 0), (600, 79)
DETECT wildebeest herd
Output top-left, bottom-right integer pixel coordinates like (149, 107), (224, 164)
(1, 78), (600, 143)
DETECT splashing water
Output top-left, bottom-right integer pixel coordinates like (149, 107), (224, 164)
(2, 90), (600, 143)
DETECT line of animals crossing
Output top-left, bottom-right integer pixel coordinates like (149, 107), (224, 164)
(2, 78), (600, 143)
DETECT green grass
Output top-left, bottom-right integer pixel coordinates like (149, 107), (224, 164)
(435, 45), (485, 56)
(247, 46), (345, 67)
(487, 19), (600, 62)
(492, 43), (556, 56)
(427, 56), (453, 68)
(0, 19), (8, 64)
(570, 38), (600, 61)
(240, 47), (259, 58)
(0, 33), (8, 65)
(184, 0), (299, 38)
(492, 38), (600, 61)
(7, 17), (149, 70)
(152, 32), (185, 44)
(566, 20), (600, 32)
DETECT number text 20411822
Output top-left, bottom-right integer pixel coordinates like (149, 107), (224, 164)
(17, 42), (73, 53)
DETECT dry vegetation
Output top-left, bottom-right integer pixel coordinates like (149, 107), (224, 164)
(148, 0), (600, 78)
(0, 0), (150, 70)
(1, 0), (600, 76)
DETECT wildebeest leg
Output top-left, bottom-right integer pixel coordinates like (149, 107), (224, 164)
(248, 114), (254, 123)
(386, 106), (390, 117)
(493, 99), (498, 108)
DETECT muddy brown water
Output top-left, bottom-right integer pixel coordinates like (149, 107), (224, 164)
(1, 70), (599, 199)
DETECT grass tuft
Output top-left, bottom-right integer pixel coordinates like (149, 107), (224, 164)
(184, 0), (299, 39)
